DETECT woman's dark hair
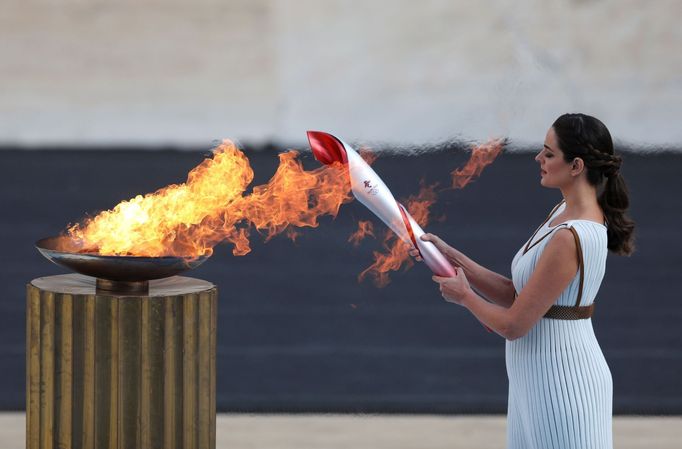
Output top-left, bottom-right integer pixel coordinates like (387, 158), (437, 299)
(552, 113), (635, 256)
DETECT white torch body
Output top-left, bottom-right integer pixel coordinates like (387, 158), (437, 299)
(307, 131), (456, 278)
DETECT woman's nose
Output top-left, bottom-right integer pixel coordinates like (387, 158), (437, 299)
(535, 152), (542, 162)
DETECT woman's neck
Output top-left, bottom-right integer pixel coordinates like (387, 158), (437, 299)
(560, 181), (600, 218)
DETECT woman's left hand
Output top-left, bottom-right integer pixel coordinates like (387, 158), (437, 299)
(432, 270), (473, 306)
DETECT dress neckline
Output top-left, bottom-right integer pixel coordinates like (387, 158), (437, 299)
(548, 203), (607, 229)
(523, 201), (605, 255)
(549, 219), (607, 229)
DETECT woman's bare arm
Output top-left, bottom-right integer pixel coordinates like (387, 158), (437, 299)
(458, 228), (578, 339)
(447, 245), (516, 308)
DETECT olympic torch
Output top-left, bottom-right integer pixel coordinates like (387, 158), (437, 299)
(306, 131), (456, 278)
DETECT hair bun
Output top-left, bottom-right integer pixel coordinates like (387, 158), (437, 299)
(603, 154), (622, 177)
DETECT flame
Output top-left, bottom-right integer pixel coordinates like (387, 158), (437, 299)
(358, 138), (504, 286)
(359, 147), (378, 165)
(451, 138), (504, 189)
(286, 228), (301, 243)
(358, 183), (438, 287)
(348, 220), (375, 247)
(65, 140), (351, 257)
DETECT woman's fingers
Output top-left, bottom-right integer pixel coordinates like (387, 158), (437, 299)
(421, 233), (461, 265)
(421, 233), (448, 252)
(421, 233), (442, 245)
(409, 248), (423, 261)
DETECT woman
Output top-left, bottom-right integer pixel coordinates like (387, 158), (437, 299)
(418, 113), (635, 448)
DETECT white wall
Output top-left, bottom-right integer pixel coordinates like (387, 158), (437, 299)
(2, 0), (680, 148)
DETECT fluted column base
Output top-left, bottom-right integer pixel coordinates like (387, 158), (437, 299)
(26, 274), (217, 449)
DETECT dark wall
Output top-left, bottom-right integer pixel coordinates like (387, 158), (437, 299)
(0, 147), (679, 414)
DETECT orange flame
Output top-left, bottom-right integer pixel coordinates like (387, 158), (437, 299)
(65, 140), (351, 257)
(285, 228), (301, 243)
(348, 220), (375, 247)
(359, 147), (378, 165)
(451, 138), (504, 189)
(358, 183), (438, 287)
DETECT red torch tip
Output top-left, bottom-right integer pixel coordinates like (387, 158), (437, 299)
(306, 131), (348, 166)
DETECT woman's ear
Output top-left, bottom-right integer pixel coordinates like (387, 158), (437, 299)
(571, 157), (585, 176)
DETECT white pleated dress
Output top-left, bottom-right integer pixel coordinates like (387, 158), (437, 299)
(507, 202), (613, 449)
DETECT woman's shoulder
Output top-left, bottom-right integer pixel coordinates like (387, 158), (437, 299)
(544, 220), (607, 250)
(565, 219), (607, 233)
(562, 220), (609, 254)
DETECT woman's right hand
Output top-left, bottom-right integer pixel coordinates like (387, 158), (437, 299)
(410, 233), (460, 267)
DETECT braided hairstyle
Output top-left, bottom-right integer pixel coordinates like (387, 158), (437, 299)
(552, 113), (635, 256)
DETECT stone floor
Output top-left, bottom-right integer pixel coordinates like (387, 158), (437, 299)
(2, 413), (680, 448)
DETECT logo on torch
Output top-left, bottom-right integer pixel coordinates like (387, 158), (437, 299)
(363, 180), (379, 195)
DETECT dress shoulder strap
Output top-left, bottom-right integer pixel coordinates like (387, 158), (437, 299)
(566, 225), (584, 307)
(547, 200), (566, 219)
(523, 201), (566, 255)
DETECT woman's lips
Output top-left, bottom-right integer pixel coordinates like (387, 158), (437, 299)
(540, 169), (547, 176)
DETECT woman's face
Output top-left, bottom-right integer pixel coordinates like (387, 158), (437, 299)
(535, 127), (574, 188)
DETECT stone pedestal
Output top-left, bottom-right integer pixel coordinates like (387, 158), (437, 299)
(26, 274), (217, 449)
